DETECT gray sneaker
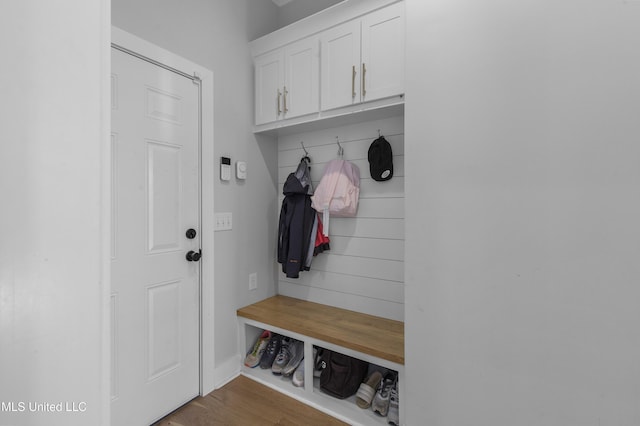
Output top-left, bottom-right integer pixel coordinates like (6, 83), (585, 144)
(271, 337), (291, 375)
(387, 383), (399, 425)
(259, 333), (282, 369)
(292, 359), (305, 387)
(372, 371), (397, 417)
(283, 340), (304, 376)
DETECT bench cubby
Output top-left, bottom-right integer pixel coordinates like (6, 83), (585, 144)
(238, 295), (404, 426)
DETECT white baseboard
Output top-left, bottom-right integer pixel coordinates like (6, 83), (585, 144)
(212, 354), (241, 391)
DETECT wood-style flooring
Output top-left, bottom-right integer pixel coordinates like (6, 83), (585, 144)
(153, 375), (347, 426)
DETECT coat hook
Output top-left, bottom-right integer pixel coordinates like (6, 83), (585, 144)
(336, 136), (344, 157)
(301, 141), (309, 157)
(378, 129), (381, 137)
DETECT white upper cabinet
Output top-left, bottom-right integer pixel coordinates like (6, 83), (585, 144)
(320, 20), (362, 111)
(252, 0), (405, 131)
(255, 50), (284, 126)
(360, 3), (405, 103)
(284, 37), (320, 120)
(321, 2), (405, 111)
(254, 37), (319, 125)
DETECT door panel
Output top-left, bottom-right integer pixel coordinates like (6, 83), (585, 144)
(147, 140), (182, 253)
(111, 47), (200, 426)
(255, 50), (284, 125)
(360, 2), (405, 102)
(284, 37), (319, 119)
(320, 20), (361, 111)
(147, 280), (181, 380)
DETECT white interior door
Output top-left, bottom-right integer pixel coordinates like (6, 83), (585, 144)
(111, 47), (200, 426)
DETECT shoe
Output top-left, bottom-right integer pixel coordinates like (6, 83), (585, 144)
(271, 337), (292, 375)
(387, 382), (399, 426)
(355, 370), (383, 409)
(372, 371), (397, 417)
(292, 360), (305, 387)
(282, 340), (304, 376)
(259, 333), (281, 369)
(243, 330), (271, 368)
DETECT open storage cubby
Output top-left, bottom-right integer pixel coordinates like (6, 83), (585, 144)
(238, 296), (405, 426)
(312, 345), (400, 425)
(241, 325), (307, 398)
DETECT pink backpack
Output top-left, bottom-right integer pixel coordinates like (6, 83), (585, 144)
(311, 159), (360, 236)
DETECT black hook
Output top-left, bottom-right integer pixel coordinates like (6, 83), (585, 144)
(300, 141), (311, 164)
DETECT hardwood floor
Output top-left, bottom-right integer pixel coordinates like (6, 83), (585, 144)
(153, 375), (348, 426)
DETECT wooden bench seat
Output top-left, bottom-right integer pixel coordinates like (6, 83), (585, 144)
(237, 295), (404, 365)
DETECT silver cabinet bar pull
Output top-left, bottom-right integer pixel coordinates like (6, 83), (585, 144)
(277, 89), (282, 115)
(362, 63), (367, 97)
(283, 86), (288, 113)
(352, 65), (357, 98)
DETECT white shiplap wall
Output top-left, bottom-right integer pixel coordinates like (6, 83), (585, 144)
(277, 114), (404, 321)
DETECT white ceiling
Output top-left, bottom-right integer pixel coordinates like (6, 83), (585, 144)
(272, 0), (294, 6)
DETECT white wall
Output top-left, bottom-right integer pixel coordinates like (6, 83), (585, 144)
(111, 0), (281, 386)
(276, 0), (343, 28)
(0, 1), (110, 425)
(405, 0), (640, 424)
(277, 115), (405, 321)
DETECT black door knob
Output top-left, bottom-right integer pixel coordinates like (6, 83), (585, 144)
(186, 249), (201, 262)
(186, 228), (197, 239)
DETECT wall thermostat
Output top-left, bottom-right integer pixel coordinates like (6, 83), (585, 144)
(236, 161), (247, 179)
(220, 156), (231, 181)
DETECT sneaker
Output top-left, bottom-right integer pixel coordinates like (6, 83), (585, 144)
(243, 330), (271, 368)
(259, 333), (282, 369)
(271, 337), (292, 375)
(283, 340), (304, 376)
(292, 360), (305, 387)
(387, 383), (399, 426)
(372, 371), (397, 417)
(355, 370), (383, 409)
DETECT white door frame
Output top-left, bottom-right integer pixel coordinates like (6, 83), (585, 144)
(110, 26), (216, 397)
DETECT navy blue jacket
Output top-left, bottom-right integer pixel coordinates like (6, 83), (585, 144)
(277, 172), (315, 278)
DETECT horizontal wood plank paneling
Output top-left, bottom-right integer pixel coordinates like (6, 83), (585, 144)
(277, 196), (404, 218)
(328, 236), (405, 261)
(277, 155), (406, 184)
(276, 114), (404, 320)
(309, 254), (403, 282)
(277, 283), (405, 324)
(281, 267), (404, 301)
(329, 217), (404, 240)
(279, 275), (403, 305)
(279, 135), (405, 169)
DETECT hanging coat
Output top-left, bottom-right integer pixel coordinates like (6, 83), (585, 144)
(277, 165), (316, 278)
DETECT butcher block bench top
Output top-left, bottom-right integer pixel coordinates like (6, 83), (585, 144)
(237, 295), (404, 365)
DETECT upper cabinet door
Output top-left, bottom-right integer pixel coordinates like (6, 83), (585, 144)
(320, 20), (362, 111)
(283, 37), (320, 120)
(253, 1), (406, 129)
(255, 50), (284, 125)
(361, 2), (405, 103)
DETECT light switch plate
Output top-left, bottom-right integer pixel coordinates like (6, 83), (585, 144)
(214, 212), (232, 231)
